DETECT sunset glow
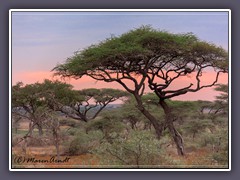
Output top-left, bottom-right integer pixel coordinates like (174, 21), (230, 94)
(12, 11), (229, 101)
(12, 70), (228, 101)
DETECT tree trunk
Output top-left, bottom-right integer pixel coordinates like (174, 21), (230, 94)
(37, 123), (43, 136)
(29, 121), (33, 136)
(56, 141), (60, 160)
(22, 138), (28, 155)
(134, 94), (163, 139)
(193, 132), (196, 140)
(53, 129), (60, 160)
(159, 100), (185, 156)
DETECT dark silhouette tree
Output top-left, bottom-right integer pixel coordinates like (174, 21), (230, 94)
(54, 26), (228, 155)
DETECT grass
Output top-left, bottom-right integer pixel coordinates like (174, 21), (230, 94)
(12, 145), (228, 169)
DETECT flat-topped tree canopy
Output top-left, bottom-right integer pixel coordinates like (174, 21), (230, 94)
(12, 80), (129, 122)
(54, 26), (228, 156)
(80, 88), (128, 103)
(54, 26), (228, 100)
(40, 81), (129, 121)
(54, 26), (198, 77)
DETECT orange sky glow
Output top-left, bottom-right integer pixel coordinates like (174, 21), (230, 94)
(12, 70), (228, 102)
(11, 12), (229, 102)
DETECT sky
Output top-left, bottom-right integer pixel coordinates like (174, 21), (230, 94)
(11, 11), (229, 101)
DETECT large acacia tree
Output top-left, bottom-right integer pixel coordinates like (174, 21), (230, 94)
(54, 26), (228, 155)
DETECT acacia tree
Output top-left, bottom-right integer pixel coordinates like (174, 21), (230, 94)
(12, 79), (126, 155)
(12, 82), (48, 137)
(212, 84), (228, 115)
(112, 95), (154, 131)
(12, 81), (56, 154)
(54, 26), (228, 156)
(42, 80), (128, 122)
(13, 80), (127, 129)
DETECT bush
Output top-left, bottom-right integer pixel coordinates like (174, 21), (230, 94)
(199, 129), (228, 149)
(59, 119), (80, 127)
(27, 136), (49, 146)
(67, 131), (103, 156)
(94, 131), (168, 167)
(212, 150), (228, 165)
(86, 114), (125, 143)
(67, 128), (79, 136)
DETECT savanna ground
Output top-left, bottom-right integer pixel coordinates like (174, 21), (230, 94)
(12, 99), (229, 169)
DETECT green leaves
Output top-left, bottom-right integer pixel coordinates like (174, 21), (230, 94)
(95, 130), (165, 166)
(79, 88), (128, 103)
(12, 79), (129, 123)
(53, 26), (202, 77)
(53, 26), (228, 100)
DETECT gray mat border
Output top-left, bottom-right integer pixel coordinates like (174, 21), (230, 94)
(0, 0), (239, 179)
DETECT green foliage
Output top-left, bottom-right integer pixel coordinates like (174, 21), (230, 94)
(12, 80), (128, 122)
(54, 26), (228, 79)
(12, 82), (46, 109)
(119, 96), (146, 129)
(80, 88), (128, 103)
(213, 84), (228, 115)
(86, 110), (125, 141)
(124, 94), (164, 124)
(198, 127), (228, 165)
(94, 130), (166, 167)
(212, 116), (228, 127)
(59, 119), (80, 127)
(212, 150), (228, 165)
(12, 79), (77, 110)
(67, 131), (103, 156)
(142, 94), (213, 123)
(183, 119), (214, 139)
(199, 128), (228, 148)
(41, 79), (82, 107)
(66, 128), (79, 136)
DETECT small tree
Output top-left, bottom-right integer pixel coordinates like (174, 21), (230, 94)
(42, 80), (128, 122)
(119, 96), (149, 130)
(86, 110), (125, 143)
(12, 82), (48, 137)
(212, 84), (228, 115)
(54, 26), (228, 156)
(44, 113), (61, 160)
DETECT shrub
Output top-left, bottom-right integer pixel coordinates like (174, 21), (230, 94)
(199, 129), (228, 150)
(67, 128), (79, 136)
(67, 131), (103, 156)
(59, 119), (79, 127)
(212, 150), (228, 165)
(86, 114), (125, 143)
(94, 130), (168, 167)
(27, 136), (48, 147)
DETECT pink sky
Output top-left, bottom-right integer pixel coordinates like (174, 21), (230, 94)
(11, 12), (229, 102)
(12, 70), (228, 102)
